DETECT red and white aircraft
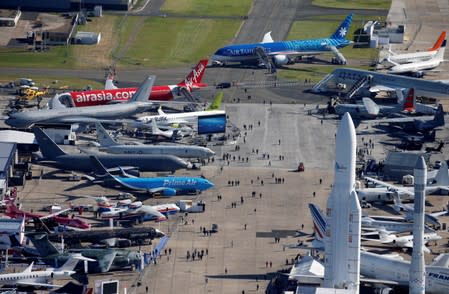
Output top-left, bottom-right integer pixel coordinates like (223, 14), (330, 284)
(54, 59), (209, 108)
(4, 196), (90, 230)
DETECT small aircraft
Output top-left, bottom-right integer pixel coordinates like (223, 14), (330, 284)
(363, 229), (441, 253)
(87, 155), (214, 196)
(4, 197), (90, 230)
(0, 254), (94, 288)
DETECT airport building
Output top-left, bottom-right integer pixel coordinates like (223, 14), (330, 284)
(0, 142), (18, 199)
(382, 151), (430, 181)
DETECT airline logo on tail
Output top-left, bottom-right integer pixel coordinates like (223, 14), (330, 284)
(428, 31), (446, 51)
(403, 88), (415, 112)
(330, 14), (353, 40)
(178, 59), (208, 91)
(309, 204), (327, 241)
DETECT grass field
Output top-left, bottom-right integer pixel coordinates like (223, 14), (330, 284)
(0, 75), (103, 92)
(0, 46), (74, 68)
(277, 64), (372, 83)
(312, 0), (391, 10)
(118, 17), (242, 68)
(161, 0), (252, 17)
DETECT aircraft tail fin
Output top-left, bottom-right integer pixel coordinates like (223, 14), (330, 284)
(261, 31), (274, 43)
(88, 156), (115, 181)
(23, 262), (34, 273)
(433, 104), (445, 126)
(26, 232), (61, 257)
(434, 161), (449, 186)
(157, 106), (166, 116)
(207, 91), (223, 110)
(430, 253), (449, 267)
(128, 75), (155, 103)
(434, 39), (446, 61)
(151, 119), (161, 135)
(105, 74), (118, 90)
(330, 13), (353, 40)
(95, 123), (118, 147)
(402, 88), (415, 112)
(308, 203), (327, 242)
(428, 31), (446, 51)
(33, 128), (66, 160)
(177, 59), (208, 91)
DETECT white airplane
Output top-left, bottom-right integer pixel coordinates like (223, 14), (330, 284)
(149, 119), (190, 140)
(0, 254), (94, 288)
(361, 215), (416, 234)
(363, 162), (449, 199)
(395, 88), (438, 115)
(387, 39), (446, 77)
(95, 123), (215, 160)
(367, 229), (441, 253)
(136, 107), (226, 128)
(385, 31), (446, 65)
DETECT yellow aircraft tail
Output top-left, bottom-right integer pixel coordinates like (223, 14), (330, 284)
(207, 91), (223, 110)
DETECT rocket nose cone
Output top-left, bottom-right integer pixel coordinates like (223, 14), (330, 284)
(335, 113), (356, 164)
(415, 156), (426, 170)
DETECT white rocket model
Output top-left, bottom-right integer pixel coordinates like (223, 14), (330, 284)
(323, 112), (362, 292)
(409, 156), (427, 294)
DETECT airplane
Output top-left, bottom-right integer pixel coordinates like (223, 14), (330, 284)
(364, 229), (441, 253)
(384, 31), (446, 65)
(313, 67), (449, 100)
(88, 155), (214, 196)
(44, 224), (165, 248)
(211, 14), (353, 72)
(334, 97), (380, 119)
(364, 104), (445, 134)
(26, 232), (142, 273)
(394, 88), (438, 115)
(291, 202), (449, 293)
(5, 75), (157, 129)
(0, 254), (94, 288)
(51, 59), (209, 108)
(5, 198), (90, 230)
(94, 196), (180, 217)
(32, 127), (190, 173)
(136, 107), (226, 128)
(387, 40), (447, 77)
(95, 122), (215, 160)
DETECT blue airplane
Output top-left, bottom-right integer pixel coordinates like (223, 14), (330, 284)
(211, 14), (353, 71)
(89, 156), (214, 196)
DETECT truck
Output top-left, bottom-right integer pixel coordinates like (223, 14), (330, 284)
(176, 200), (205, 213)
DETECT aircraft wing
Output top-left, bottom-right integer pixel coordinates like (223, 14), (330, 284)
(18, 280), (60, 288)
(364, 176), (414, 197)
(40, 208), (72, 220)
(369, 85), (397, 92)
(360, 277), (400, 286)
(95, 250), (117, 273)
(56, 117), (126, 124)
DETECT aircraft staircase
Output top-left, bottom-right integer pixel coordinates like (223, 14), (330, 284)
(311, 73), (334, 93)
(346, 74), (373, 99)
(329, 45), (347, 65)
(254, 46), (276, 74)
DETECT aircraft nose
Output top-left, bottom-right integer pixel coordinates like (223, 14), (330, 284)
(203, 179), (214, 190)
(155, 228), (165, 237)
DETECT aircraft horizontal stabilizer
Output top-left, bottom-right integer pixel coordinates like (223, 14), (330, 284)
(18, 281), (60, 288)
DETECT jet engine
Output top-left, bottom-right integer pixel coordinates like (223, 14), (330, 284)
(162, 188), (177, 197)
(412, 71), (424, 78)
(273, 55), (290, 66)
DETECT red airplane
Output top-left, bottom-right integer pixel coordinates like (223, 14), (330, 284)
(64, 59), (209, 107)
(5, 199), (90, 230)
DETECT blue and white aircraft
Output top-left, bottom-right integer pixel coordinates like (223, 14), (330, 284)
(211, 14), (353, 71)
(89, 156), (214, 196)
